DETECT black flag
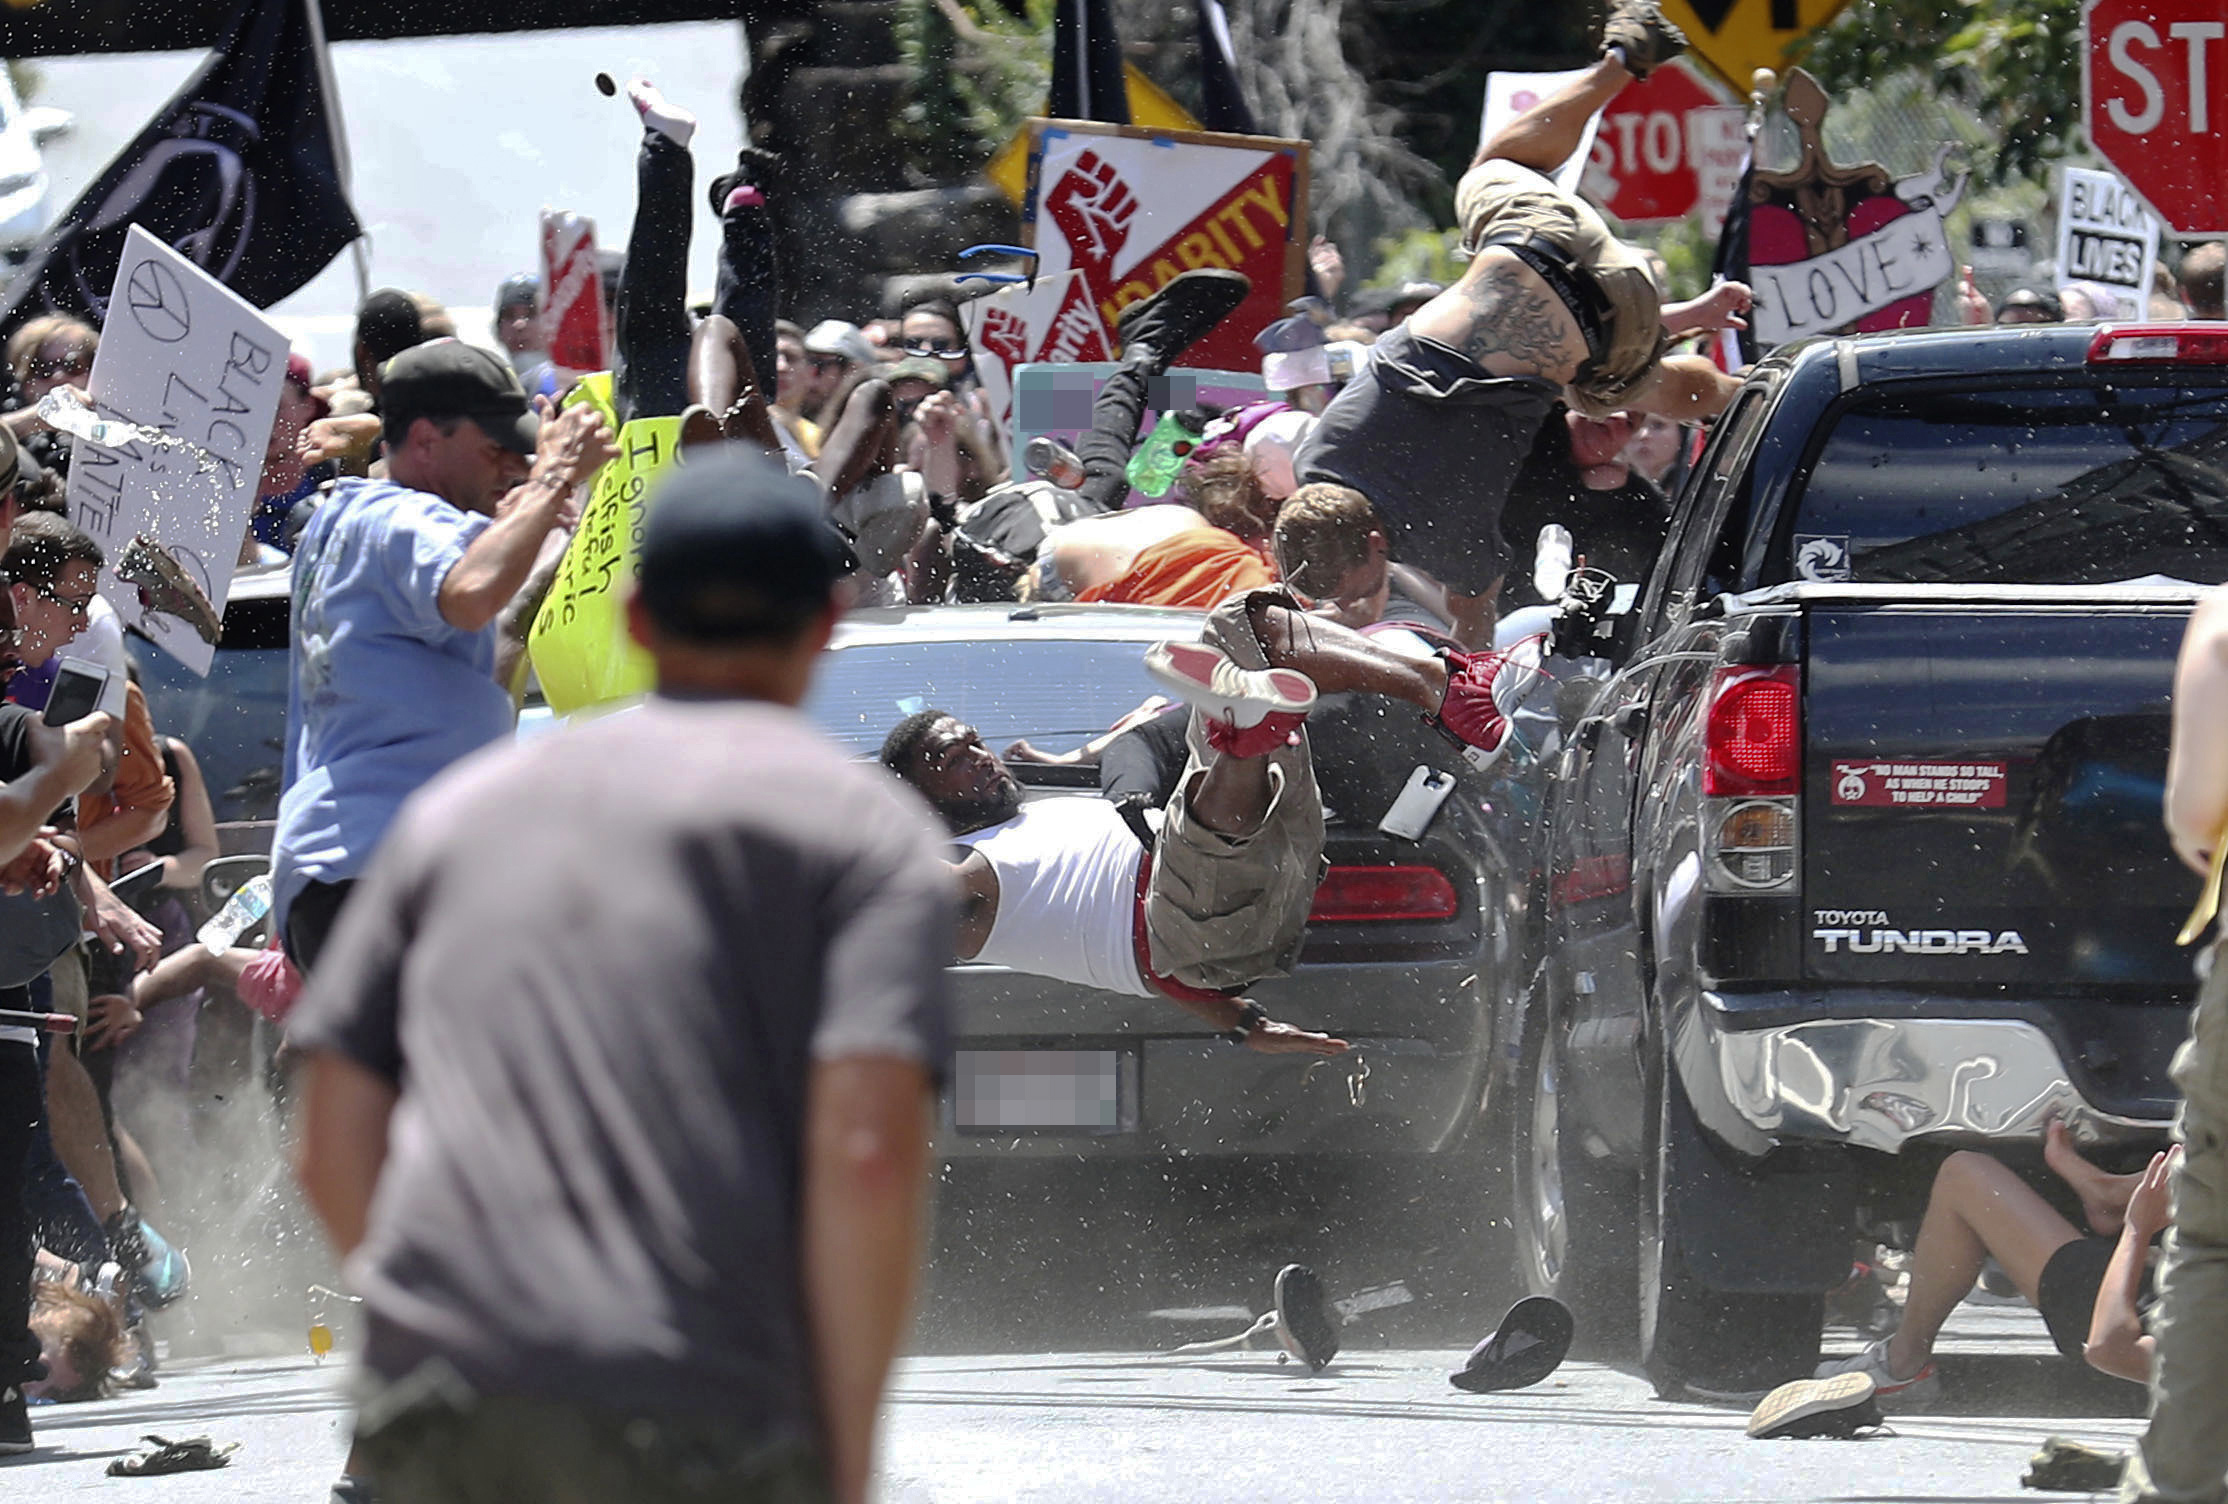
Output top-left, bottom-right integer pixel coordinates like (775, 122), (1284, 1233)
(1708, 150), (1758, 368)
(0, 0), (361, 334)
(1050, 0), (1130, 124)
(1193, 0), (1259, 136)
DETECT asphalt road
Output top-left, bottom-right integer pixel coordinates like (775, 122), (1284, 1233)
(3, 1306), (2150, 1501)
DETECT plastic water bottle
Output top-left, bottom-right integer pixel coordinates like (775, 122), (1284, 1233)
(198, 873), (273, 955)
(1533, 524), (1574, 603)
(1124, 412), (1203, 497)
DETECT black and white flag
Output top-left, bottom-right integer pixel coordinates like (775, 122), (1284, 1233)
(0, 0), (361, 333)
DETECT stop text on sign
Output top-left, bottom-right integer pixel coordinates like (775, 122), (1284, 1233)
(2083, 0), (2228, 233)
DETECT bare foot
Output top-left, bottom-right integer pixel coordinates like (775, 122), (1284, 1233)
(2045, 1119), (2134, 1235)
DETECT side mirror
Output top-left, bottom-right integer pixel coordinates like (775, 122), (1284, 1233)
(1533, 524), (1573, 602)
(21, 107), (71, 145)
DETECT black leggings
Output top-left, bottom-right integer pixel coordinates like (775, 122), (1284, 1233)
(1, 1029), (43, 1386)
(613, 131), (695, 425)
(1075, 355), (1154, 512)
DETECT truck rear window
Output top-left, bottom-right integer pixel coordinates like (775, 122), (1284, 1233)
(1788, 385), (2228, 584)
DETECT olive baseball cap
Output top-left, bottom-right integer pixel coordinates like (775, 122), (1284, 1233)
(636, 447), (856, 641)
(380, 338), (539, 455)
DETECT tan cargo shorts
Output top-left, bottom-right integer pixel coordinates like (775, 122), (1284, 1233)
(1143, 587), (1328, 994)
(1452, 158), (1665, 412)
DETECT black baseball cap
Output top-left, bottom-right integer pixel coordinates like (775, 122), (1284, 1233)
(379, 338), (539, 455)
(636, 447), (856, 642)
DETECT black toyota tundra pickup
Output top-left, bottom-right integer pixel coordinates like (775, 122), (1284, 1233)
(1494, 321), (2228, 1396)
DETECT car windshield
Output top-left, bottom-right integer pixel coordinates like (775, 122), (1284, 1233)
(138, 593), (290, 824)
(1789, 384), (2228, 585)
(805, 637), (1162, 757)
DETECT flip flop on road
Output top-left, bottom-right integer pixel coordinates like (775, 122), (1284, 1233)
(1274, 1264), (1339, 1373)
(106, 1434), (237, 1476)
(1449, 1295), (1573, 1393)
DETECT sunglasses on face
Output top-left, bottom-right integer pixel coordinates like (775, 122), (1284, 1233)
(901, 337), (969, 360)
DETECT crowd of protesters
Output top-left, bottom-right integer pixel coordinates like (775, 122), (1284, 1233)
(0, 6), (2222, 1500)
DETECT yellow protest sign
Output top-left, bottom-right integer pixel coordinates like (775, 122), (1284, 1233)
(986, 65), (1203, 204)
(525, 413), (679, 714)
(1658, 0), (1852, 93)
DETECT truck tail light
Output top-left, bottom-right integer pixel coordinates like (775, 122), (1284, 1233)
(1308, 865), (1459, 922)
(1703, 665), (1800, 896)
(2087, 325), (2228, 365)
(1703, 665), (1800, 796)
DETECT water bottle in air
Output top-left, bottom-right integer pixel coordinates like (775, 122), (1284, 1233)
(199, 873), (273, 955)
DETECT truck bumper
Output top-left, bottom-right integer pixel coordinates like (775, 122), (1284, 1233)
(1687, 989), (2173, 1160)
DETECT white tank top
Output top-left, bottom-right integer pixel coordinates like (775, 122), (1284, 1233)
(957, 797), (1152, 997)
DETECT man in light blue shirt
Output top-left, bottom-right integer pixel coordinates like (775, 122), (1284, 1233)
(274, 340), (615, 972)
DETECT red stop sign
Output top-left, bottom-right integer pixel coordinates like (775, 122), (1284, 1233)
(1587, 62), (1730, 223)
(2084, 0), (2228, 233)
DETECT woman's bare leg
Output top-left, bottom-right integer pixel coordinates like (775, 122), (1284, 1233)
(686, 314), (781, 456)
(1886, 1151), (2083, 1379)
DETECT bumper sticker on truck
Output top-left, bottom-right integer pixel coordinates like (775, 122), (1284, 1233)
(1831, 759), (2007, 808)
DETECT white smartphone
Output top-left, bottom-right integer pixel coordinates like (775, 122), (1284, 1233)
(1379, 765), (1455, 841)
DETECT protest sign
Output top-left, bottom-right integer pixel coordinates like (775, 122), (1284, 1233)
(526, 389), (676, 715)
(964, 269), (1113, 433)
(2055, 166), (2159, 319)
(1744, 71), (1965, 346)
(541, 210), (609, 373)
(1009, 362), (1265, 500)
(1024, 120), (1306, 373)
(1481, 70), (1603, 195)
(64, 224), (284, 675)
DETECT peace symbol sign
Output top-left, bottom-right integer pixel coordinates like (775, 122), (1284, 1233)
(124, 258), (191, 344)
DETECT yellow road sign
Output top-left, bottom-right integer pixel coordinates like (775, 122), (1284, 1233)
(986, 66), (1202, 204)
(1658, 0), (1853, 92)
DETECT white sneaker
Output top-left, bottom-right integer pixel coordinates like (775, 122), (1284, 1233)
(1814, 1336), (1940, 1410)
(1144, 641), (1316, 729)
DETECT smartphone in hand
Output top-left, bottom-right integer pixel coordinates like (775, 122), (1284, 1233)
(43, 656), (111, 727)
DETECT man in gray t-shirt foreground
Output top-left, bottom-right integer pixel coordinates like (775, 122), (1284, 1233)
(291, 449), (954, 1504)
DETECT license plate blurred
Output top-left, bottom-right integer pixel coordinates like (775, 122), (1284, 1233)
(954, 1049), (1130, 1133)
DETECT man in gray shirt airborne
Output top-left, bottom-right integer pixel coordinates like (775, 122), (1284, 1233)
(291, 448), (955, 1504)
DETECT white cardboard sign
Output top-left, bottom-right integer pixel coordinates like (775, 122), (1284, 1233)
(963, 269), (1111, 434)
(65, 225), (285, 674)
(1480, 70), (1604, 195)
(2056, 166), (2159, 319)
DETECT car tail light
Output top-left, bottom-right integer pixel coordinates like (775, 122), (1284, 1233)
(1308, 865), (1459, 922)
(2087, 325), (2228, 365)
(1707, 798), (1797, 891)
(1702, 666), (1800, 797)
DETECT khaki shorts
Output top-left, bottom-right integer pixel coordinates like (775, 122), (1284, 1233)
(1144, 588), (1328, 993)
(1452, 159), (1664, 412)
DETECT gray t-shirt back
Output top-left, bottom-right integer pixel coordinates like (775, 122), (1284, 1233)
(289, 697), (954, 1436)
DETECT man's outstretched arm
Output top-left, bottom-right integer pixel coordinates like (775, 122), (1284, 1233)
(801, 1055), (934, 1504)
(1617, 355), (1743, 424)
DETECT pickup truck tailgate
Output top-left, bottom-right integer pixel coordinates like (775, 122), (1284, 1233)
(1804, 600), (2196, 991)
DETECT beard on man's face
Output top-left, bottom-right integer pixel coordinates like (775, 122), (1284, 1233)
(931, 771), (1024, 834)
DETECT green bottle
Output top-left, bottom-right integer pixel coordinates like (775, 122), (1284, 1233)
(1125, 410), (1207, 497)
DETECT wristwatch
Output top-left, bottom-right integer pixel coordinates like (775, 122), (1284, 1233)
(1223, 1000), (1269, 1044)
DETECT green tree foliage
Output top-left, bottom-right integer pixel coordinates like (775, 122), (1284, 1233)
(894, 0), (1054, 180)
(1796, 0), (2084, 185)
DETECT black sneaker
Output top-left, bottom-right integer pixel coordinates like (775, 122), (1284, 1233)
(1272, 1264), (1338, 1372)
(1115, 269), (1251, 366)
(1601, 0), (1688, 78)
(1746, 1372), (1883, 1440)
(0, 1382), (31, 1454)
(707, 145), (783, 217)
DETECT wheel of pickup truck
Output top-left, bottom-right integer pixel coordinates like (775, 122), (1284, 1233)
(1511, 1010), (1637, 1353)
(1638, 1055), (1824, 1400)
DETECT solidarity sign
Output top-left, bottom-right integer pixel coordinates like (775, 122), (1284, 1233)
(1023, 120), (1308, 372)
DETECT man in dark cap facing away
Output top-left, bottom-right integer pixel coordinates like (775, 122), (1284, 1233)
(294, 446), (954, 1504)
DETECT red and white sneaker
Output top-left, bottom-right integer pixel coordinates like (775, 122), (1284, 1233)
(1431, 634), (1546, 772)
(1146, 641), (1316, 726)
